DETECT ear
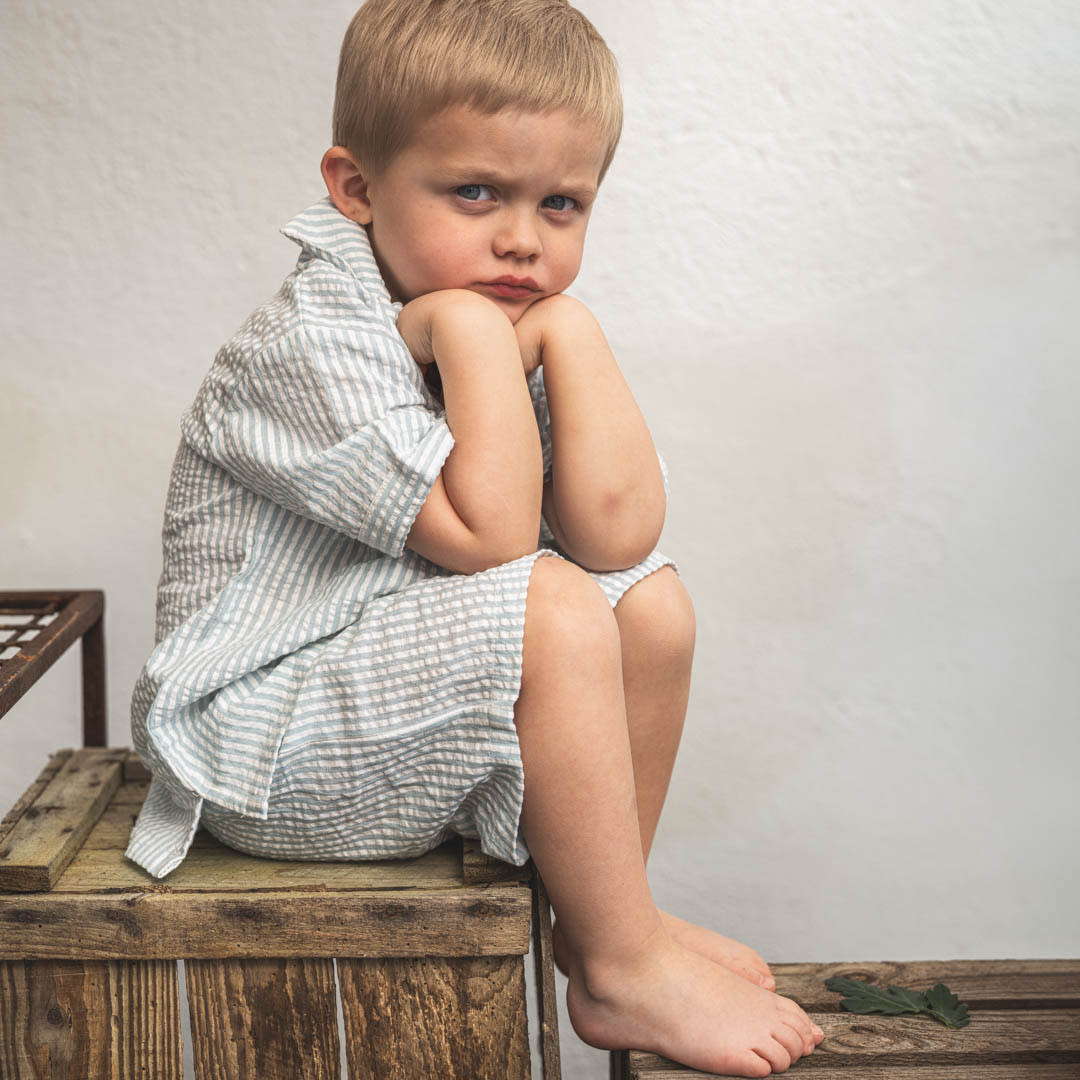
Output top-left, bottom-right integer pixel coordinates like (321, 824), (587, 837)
(321, 146), (375, 225)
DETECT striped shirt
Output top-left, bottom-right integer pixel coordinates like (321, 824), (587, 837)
(125, 197), (670, 878)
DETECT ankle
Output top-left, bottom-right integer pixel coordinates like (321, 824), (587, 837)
(575, 919), (674, 1002)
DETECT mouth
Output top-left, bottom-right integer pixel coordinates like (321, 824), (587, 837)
(477, 277), (541, 299)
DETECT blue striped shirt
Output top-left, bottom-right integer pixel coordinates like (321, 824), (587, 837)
(125, 197), (669, 878)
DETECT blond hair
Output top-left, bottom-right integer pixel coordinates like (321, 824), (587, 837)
(332, 0), (623, 182)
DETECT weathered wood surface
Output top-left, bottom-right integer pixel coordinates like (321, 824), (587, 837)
(0, 752), (72, 844)
(614, 959), (1080, 1079)
(0, 748), (127, 892)
(0, 958), (181, 1079)
(0, 747), (553, 1077)
(338, 954), (531, 1079)
(462, 835), (532, 885)
(0, 885), (533, 960)
(186, 957), (339, 1080)
(533, 866), (562, 1080)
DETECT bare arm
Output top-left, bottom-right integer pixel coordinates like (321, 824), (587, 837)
(517, 294), (665, 572)
(400, 290), (542, 575)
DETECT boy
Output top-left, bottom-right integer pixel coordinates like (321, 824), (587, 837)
(126, 1), (823, 1073)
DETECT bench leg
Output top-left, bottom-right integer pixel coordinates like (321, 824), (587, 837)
(0, 958), (182, 1078)
(338, 955), (530, 1079)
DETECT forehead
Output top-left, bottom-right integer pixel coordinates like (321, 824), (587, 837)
(402, 105), (605, 192)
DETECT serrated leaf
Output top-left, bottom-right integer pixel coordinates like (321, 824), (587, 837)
(825, 976), (972, 1029)
(925, 982), (971, 1028)
(824, 976), (927, 1016)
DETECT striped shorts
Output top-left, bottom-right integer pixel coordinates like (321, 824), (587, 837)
(200, 545), (677, 867)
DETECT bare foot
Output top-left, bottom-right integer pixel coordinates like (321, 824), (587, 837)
(567, 929), (824, 1077)
(553, 908), (776, 990)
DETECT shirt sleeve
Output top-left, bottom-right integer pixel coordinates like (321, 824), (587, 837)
(187, 305), (454, 558)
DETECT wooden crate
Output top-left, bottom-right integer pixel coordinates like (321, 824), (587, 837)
(611, 958), (1080, 1079)
(0, 747), (561, 1079)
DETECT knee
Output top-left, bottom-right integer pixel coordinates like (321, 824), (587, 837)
(615, 566), (696, 667)
(522, 556), (620, 670)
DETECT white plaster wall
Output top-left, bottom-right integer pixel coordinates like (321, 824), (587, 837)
(3, 1), (1078, 1076)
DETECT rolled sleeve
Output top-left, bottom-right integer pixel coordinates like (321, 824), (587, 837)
(191, 315), (454, 557)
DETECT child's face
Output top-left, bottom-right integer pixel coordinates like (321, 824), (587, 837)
(357, 105), (605, 324)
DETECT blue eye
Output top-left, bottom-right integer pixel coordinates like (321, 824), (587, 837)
(456, 184), (493, 201)
(542, 194), (577, 212)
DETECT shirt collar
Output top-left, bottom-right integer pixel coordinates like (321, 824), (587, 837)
(280, 196), (396, 307)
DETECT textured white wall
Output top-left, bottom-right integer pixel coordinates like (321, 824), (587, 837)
(3, 1), (1079, 1077)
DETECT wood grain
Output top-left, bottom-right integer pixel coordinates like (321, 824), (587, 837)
(0, 886), (533, 960)
(616, 960), (1080, 1078)
(338, 954), (530, 1079)
(186, 957), (340, 1080)
(0, 748), (127, 891)
(0, 958), (181, 1079)
(532, 865), (562, 1080)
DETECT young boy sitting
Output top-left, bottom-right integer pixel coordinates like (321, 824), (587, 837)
(125, 0), (824, 1073)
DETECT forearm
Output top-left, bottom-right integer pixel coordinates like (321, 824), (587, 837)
(435, 306), (543, 561)
(541, 305), (665, 570)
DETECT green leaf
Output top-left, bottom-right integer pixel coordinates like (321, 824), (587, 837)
(924, 982), (972, 1029)
(825, 976), (971, 1029)
(824, 976), (927, 1017)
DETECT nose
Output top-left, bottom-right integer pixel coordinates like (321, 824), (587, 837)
(493, 208), (541, 260)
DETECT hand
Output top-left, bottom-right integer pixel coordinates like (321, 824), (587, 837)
(512, 293), (596, 377)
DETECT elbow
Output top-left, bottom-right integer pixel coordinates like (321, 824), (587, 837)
(572, 488), (665, 572)
(462, 516), (542, 574)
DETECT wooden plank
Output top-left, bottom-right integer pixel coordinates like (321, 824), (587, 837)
(627, 1064), (1080, 1080)
(623, 1009), (1080, 1076)
(462, 836), (531, 884)
(771, 959), (1080, 1009)
(0, 747), (127, 891)
(532, 865), (561, 1080)
(338, 954), (530, 1079)
(123, 754), (151, 782)
(0, 751), (73, 843)
(0, 885), (533, 959)
(186, 957), (339, 1080)
(56, 834), (466, 891)
(0, 958), (181, 1078)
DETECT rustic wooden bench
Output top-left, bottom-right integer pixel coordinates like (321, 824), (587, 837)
(0, 590), (561, 1079)
(610, 958), (1080, 1077)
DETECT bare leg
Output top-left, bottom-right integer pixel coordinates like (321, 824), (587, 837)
(552, 566), (776, 988)
(515, 557), (822, 1076)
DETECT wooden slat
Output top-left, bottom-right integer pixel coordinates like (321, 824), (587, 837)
(338, 954), (530, 1079)
(462, 836), (531, 884)
(772, 959), (1080, 1009)
(624, 1009), (1080, 1076)
(0, 747), (127, 891)
(57, 833), (467, 890)
(123, 753), (151, 782)
(0, 958), (181, 1079)
(186, 957), (339, 1080)
(628, 1065), (1080, 1080)
(0, 751), (73, 844)
(617, 960), (1080, 1077)
(0, 886), (533, 959)
(532, 865), (562, 1080)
